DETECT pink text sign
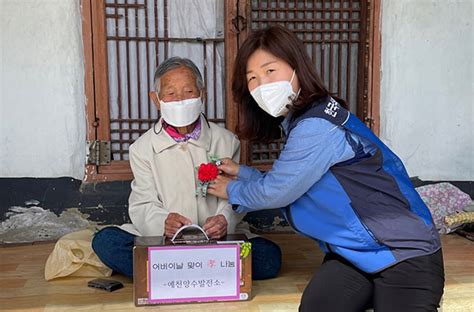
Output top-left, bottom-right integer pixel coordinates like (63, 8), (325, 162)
(147, 244), (240, 304)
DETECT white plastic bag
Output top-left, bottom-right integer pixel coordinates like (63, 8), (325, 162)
(44, 229), (112, 280)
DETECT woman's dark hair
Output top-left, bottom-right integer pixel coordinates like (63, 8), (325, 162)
(232, 25), (348, 141)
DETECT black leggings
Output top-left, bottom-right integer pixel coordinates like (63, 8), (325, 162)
(299, 250), (444, 312)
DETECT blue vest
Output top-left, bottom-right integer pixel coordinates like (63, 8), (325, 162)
(282, 97), (441, 273)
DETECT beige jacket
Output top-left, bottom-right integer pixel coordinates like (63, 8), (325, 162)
(121, 116), (249, 237)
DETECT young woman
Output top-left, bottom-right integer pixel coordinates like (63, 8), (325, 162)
(208, 25), (444, 312)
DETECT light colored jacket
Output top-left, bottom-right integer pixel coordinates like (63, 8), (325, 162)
(121, 116), (249, 237)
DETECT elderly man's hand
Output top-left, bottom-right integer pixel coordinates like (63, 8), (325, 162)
(203, 214), (228, 239)
(164, 212), (192, 238)
(207, 175), (231, 199)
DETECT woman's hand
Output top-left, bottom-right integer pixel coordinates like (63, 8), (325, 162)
(217, 158), (240, 178)
(207, 175), (232, 199)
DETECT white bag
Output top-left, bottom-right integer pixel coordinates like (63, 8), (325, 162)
(44, 229), (112, 280)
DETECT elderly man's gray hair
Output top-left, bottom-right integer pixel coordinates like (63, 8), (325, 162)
(153, 57), (204, 93)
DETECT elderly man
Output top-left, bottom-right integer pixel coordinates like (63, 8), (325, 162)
(92, 57), (281, 280)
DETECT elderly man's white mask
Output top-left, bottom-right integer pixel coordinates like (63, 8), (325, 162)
(159, 97), (203, 127)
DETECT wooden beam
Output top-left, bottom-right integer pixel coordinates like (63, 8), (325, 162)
(81, 0), (99, 183)
(367, 0), (382, 136)
(224, 0), (239, 134)
(81, 0), (96, 143)
(91, 0), (111, 142)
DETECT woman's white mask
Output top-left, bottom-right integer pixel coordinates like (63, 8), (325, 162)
(159, 97), (203, 127)
(250, 70), (299, 117)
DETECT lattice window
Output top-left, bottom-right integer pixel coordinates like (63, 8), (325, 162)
(251, 141), (285, 165)
(83, 0), (379, 181)
(101, 1), (226, 162)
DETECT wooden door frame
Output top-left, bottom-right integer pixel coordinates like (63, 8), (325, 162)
(224, 0), (251, 165)
(367, 0), (382, 136)
(82, 0), (102, 183)
(82, 0), (133, 182)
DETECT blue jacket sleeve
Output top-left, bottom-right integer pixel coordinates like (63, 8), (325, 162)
(237, 164), (264, 181)
(227, 118), (355, 213)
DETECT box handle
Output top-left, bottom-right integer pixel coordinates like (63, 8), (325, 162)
(171, 224), (210, 243)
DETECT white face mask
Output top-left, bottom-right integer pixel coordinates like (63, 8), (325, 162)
(159, 97), (203, 127)
(250, 70), (299, 117)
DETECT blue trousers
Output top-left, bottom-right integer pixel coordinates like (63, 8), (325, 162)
(92, 226), (282, 280)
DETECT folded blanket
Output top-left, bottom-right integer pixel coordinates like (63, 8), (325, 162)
(416, 183), (472, 231)
(443, 212), (474, 234)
